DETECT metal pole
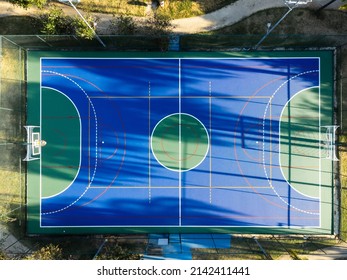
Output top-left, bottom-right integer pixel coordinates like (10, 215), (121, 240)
(253, 0), (307, 50)
(93, 238), (108, 259)
(253, 1), (302, 50)
(317, 0), (338, 12)
(67, 0), (106, 47)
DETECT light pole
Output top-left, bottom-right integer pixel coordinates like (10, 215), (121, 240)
(316, 0), (338, 12)
(66, 0), (106, 47)
(253, 0), (311, 50)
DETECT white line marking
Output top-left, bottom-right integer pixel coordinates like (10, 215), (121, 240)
(209, 81), (212, 204)
(178, 58), (182, 226)
(41, 86), (82, 199)
(41, 70), (98, 215)
(148, 81), (151, 203)
(278, 86), (320, 199)
(319, 57), (322, 227)
(262, 70), (320, 215)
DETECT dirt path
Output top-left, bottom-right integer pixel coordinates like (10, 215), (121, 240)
(0, 0), (344, 34)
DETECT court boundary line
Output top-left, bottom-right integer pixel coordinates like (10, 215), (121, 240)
(209, 81), (212, 203)
(87, 186), (273, 189)
(40, 68), (99, 217)
(89, 96), (274, 99)
(37, 56), (327, 229)
(278, 86), (321, 200)
(262, 71), (321, 216)
(319, 57), (322, 228)
(179, 58), (182, 226)
(148, 81), (151, 203)
(39, 58), (42, 227)
(40, 86), (82, 199)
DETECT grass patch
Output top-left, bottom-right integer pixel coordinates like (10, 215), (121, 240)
(192, 236), (265, 260)
(260, 237), (337, 260)
(0, 1), (346, 260)
(207, 8), (347, 35)
(339, 135), (347, 241)
(0, 37), (26, 228)
(0, 16), (40, 35)
(192, 236), (338, 260)
(79, 0), (236, 19)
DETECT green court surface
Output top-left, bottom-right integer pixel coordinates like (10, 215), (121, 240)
(25, 51), (335, 235)
(151, 113), (210, 172)
(41, 87), (80, 198)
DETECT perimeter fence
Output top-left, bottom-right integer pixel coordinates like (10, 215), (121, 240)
(0, 34), (347, 259)
(336, 43), (347, 241)
(1, 34), (347, 51)
(0, 36), (26, 238)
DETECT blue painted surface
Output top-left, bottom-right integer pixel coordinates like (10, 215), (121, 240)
(144, 234), (232, 260)
(39, 57), (321, 229)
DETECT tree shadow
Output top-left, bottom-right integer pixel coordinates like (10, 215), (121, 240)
(127, 0), (148, 7)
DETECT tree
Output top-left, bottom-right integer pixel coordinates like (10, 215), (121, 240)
(37, 6), (97, 40)
(24, 244), (63, 260)
(0, 250), (8, 260)
(108, 15), (137, 35)
(141, 13), (173, 51)
(142, 13), (172, 36)
(9, 0), (48, 9)
(95, 242), (141, 260)
(73, 13), (97, 40)
(340, 0), (347, 11)
(38, 6), (75, 35)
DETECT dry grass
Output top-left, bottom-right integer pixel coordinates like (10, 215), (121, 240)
(79, 0), (236, 19)
(0, 39), (25, 224)
(192, 236), (338, 260)
(209, 8), (347, 35)
(339, 135), (347, 241)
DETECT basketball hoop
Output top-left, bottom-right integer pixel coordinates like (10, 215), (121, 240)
(36, 140), (47, 147)
(23, 126), (46, 161)
(285, 0), (312, 5)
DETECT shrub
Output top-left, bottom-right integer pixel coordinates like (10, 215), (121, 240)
(24, 244), (63, 260)
(108, 15), (137, 35)
(9, 0), (47, 9)
(37, 6), (97, 40)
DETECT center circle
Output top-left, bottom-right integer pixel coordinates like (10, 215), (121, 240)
(151, 113), (210, 172)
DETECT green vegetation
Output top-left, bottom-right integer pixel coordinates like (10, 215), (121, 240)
(1, 0), (346, 260)
(0, 251), (7, 260)
(207, 8), (347, 35)
(339, 135), (347, 241)
(36, 6), (96, 39)
(24, 244), (63, 260)
(192, 236), (338, 260)
(108, 13), (173, 36)
(0, 235), (143, 260)
(337, 45), (347, 242)
(95, 239), (142, 260)
(108, 15), (137, 35)
(38, 6), (76, 35)
(0, 38), (25, 225)
(79, 0), (237, 19)
(9, 0), (47, 9)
